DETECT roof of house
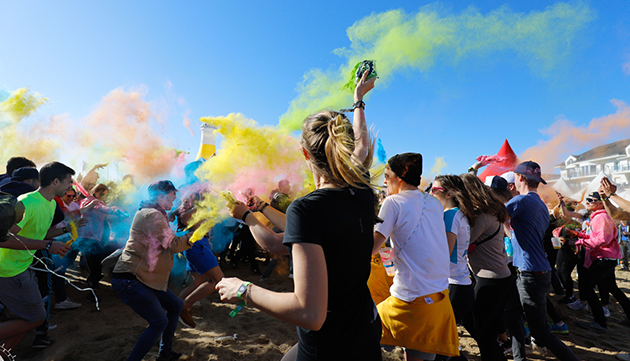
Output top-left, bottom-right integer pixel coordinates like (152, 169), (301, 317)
(556, 138), (630, 167)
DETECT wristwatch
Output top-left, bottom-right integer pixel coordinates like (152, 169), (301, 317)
(45, 240), (53, 251)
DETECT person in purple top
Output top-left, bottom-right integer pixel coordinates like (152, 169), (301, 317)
(505, 161), (579, 361)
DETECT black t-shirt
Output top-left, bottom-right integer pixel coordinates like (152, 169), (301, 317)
(283, 186), (382, 360)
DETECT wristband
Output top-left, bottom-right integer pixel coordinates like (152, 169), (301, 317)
(45, 240), (53, 251)
(62, 226), (69, 233)
(237, 281), (252, 301)
(259, 202), (269, 213)
(352, 100), (365, 110)
(229, 301), (246, 318)
(610, 192), (617, 198)
(339, 100), (365, 113)
(241, 210), (253, 222)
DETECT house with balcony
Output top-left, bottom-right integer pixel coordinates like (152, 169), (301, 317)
(555, 138), (630, 191)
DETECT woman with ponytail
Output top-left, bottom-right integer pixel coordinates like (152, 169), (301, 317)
(431, 175), (476, 344)
(217, 71), (382, 360)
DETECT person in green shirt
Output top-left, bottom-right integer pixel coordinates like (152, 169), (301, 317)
(0, 162), (78, 351)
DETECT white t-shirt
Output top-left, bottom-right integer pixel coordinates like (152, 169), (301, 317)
(444, 208), (471, 285)
(375, 190), (450, 301)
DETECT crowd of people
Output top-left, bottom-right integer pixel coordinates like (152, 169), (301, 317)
(1, 71), (630, 361)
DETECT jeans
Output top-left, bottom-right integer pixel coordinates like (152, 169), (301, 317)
(507, 272), (579, 361)
(111, 278), (183, 361)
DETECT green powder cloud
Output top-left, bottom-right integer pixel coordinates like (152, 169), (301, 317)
(278, 2), (594, 132)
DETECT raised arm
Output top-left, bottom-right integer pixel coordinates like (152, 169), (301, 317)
(352, 70), (376, 164)
(556, 192), (583, 220)
(601, 177), (630, 216)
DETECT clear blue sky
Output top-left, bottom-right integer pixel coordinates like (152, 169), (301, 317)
(1, 0), (629, 177)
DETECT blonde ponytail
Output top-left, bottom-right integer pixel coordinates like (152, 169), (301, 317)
(302, 111), (375, 189)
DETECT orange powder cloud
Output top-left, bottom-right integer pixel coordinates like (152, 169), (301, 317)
(520, 99), (630, 173)
(79, 87), (185, 182)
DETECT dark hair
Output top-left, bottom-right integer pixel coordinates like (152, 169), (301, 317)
(39, 162), (75, 188)
(460, 173), (508, 223)
(301, 110), (374, 189)
(489, 187), (512, 204)
(6, 157), (36, 175)
(91, 183), (109, 197)
(435, 175), (476, 227)
(387, 153), (423, 187)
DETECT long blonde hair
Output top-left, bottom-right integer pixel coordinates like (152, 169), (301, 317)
(301, 110), (375, 189)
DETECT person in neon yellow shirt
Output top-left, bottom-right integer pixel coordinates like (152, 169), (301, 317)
(0, 162), (79, 351)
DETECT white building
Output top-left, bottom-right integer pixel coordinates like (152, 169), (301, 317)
(555, 138), (630, 190)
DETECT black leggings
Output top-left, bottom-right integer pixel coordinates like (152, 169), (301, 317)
(556, 246), (577, 298)
(463, 274), (513, 361)
(595, 265), (630, 320)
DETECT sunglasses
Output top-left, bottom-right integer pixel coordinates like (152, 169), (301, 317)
(585, 197), (600, 203)
(65, 194), (75, 198)
(430, 187), (445, 194)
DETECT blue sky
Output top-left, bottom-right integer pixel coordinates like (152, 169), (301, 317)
(1, 0), (630, 177)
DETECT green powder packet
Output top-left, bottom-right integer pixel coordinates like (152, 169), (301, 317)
(342, 60), (377, 91)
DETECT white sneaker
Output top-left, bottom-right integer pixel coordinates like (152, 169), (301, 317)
(603, 306), (611, 317)
(567, 300), (589, 311)
(54, 298), (82, 310)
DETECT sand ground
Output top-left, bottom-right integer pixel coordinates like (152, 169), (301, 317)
(11, 260), (630, 361)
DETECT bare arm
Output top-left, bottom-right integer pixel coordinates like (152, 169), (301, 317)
(231, 201), (288, 255)
(603, 199), (630, 221)
(260, 205), (287, 232)
(446, 232), (457, 254)
(217, 242), (328, 330)
(245, 212), (289, 255)
(352, 70), (376, 164)
(372, 231), (387, 255)
(2, 232), (70, 256)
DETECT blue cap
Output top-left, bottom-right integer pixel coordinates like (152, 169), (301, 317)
(514, 161), (546, 185)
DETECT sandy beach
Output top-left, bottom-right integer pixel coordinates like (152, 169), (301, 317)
(11, 259), (630, 361)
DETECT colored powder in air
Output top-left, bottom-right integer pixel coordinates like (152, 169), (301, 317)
(187, 113), (311, 241)
(430, 157), (448, 177)
(278, 2), (593, 132)
(79, 87), (187, 183)
(0, 88), (66, 165)
(197, 113), (310, 197)
(0, 87), (48, 122)
(209, 218), (238, 253)
(377, 138), (387, 163)
(520, 100), (630, 174)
